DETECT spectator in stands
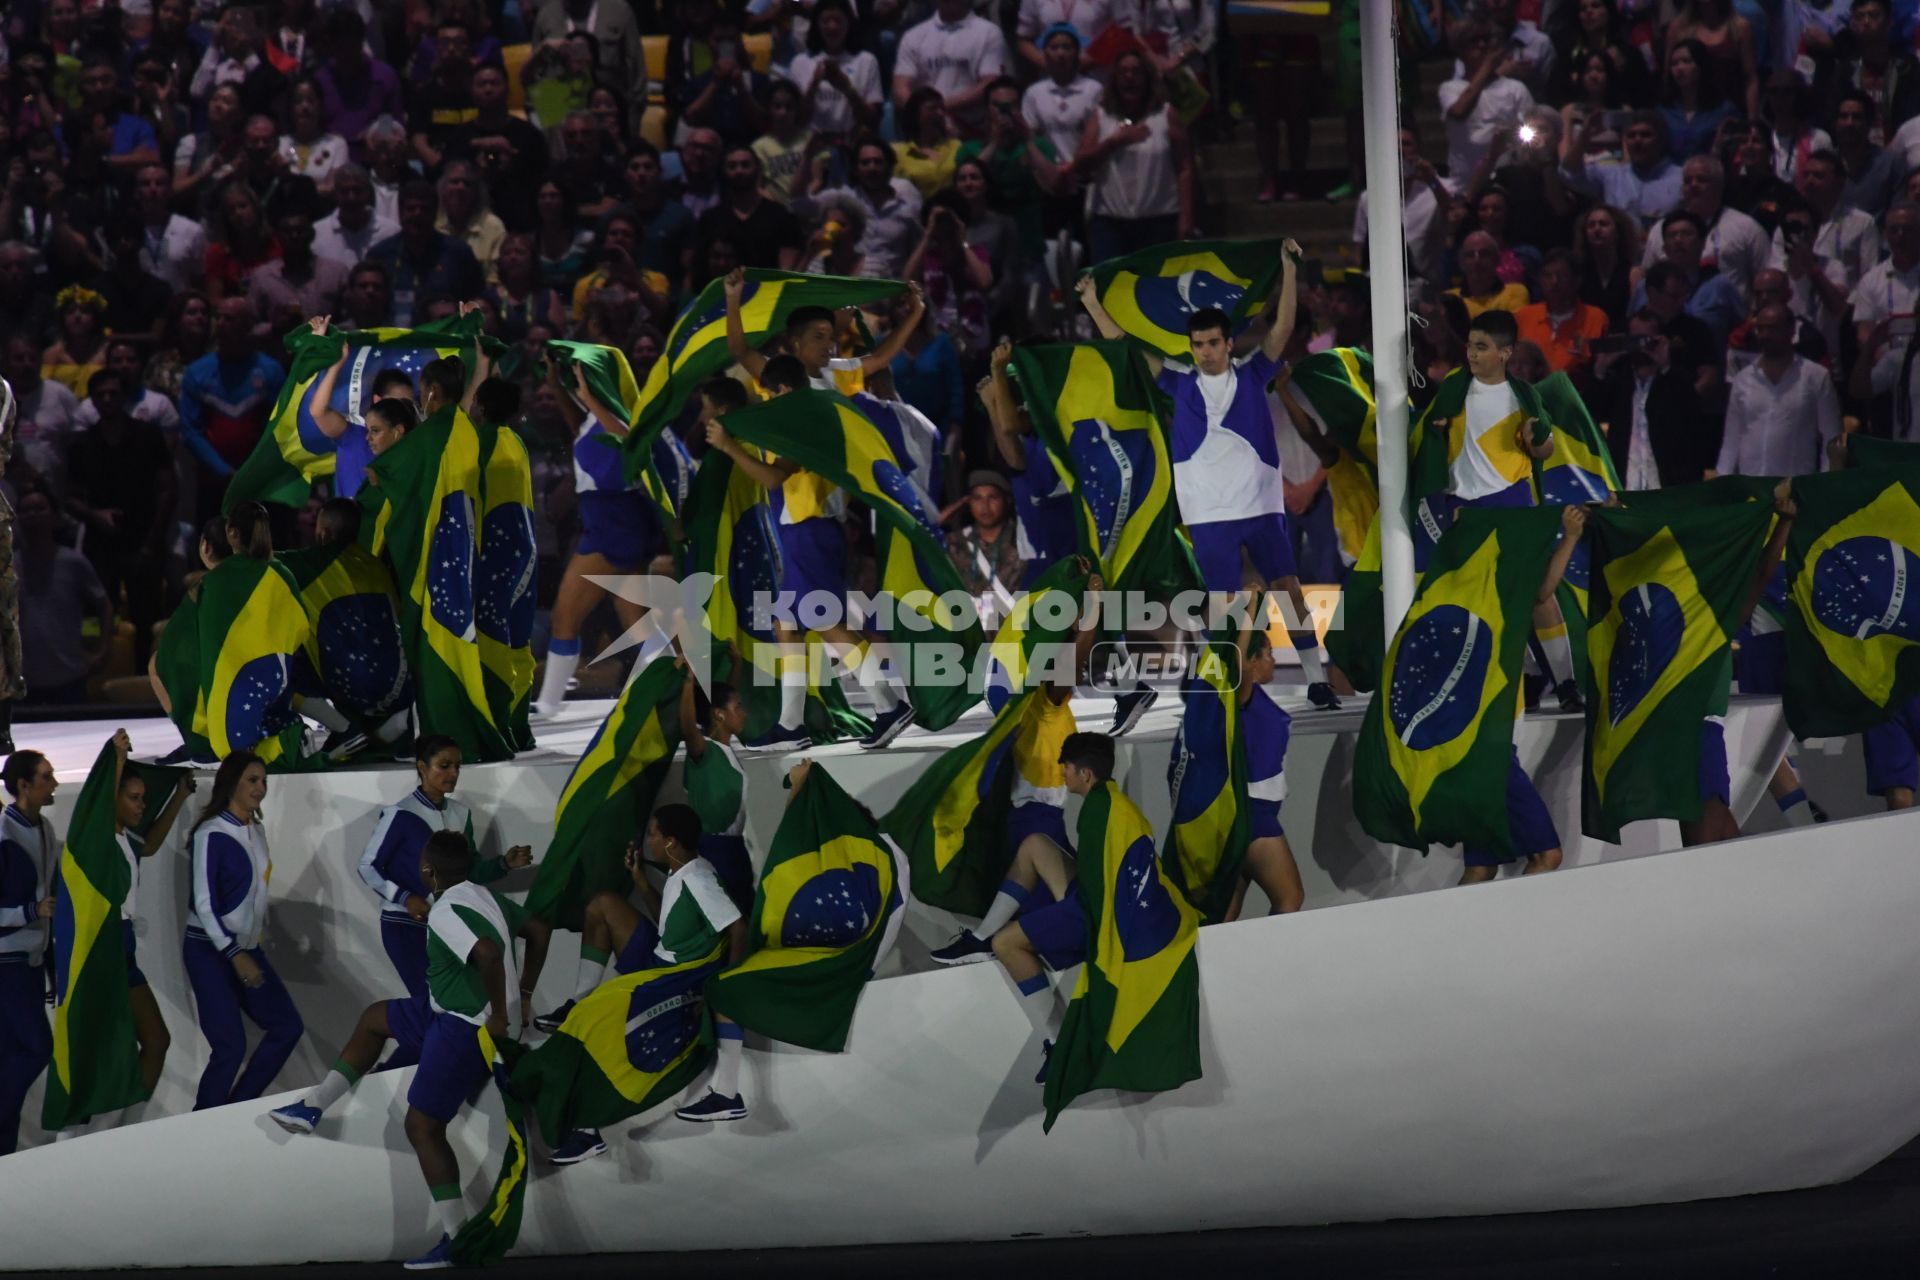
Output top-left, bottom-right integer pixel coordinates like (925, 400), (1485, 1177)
(700, 148), (804, 271)
(1848, 200), (1920, 407)
(618, 143), (698, 288)
(79, 339), (182, 437)
(555, 111), (621, 224)
(172, 82), (245, 211)
(588, 86), (636, 172)
(0, 246), (51, 357)
(1077, 50), (1193, 262)
(799, 136), (924, 280)
(1450, 230), (1530, 317)
(894, 0), (1010, 137)
(1595, 312), (1715, 489)
(203, 180), (281, 303)
(1016, 0), (1117, 75)
(951, 157), (1023, 315)
(1022, 23), (1101, 166)
(267, 1), (324, 79)
(1831, 89), (1906, 219)
(786, 0), (883, 142)
(675, 127), (727, 221)
(1716, 304), (1841, 476)
(277, 75), (348, 199)
(316, 8), (406, 152)
(248, 206), (348, 336)
(800, 195), (869, 275)
(189, 5), (269, 110)
(1517, 249), (1610, 384)
(752, 80), (817, 206)
(1724, 121), (1801, 230)
(144, 290), (214, 404)
(959, 77), (1064, 274)
(340, 261), (396, 332)
(1812, 0), (1920, 141)
(1727, 268), (1831, 380)
(1, 331), (81, 495)
(906, 192), (992, 356)
(1762, 70), (1830, 189)
(1560, 108), (1682, 224)
(533, 178), (597, 291)
(129, 51), (190, 182)
(65, 367), (174, 669)
(41, 286), (110, 399)
(1559, 54), (1630, 156)
(1469, 108), (1576, 256)
(946, 470), (1025, 620)
(68, 52), (162, 177)
(312, 163), (396, 272)
(13, 485), (113, 706)
(133, 162), (206, 291)
(1632, 213), (1746, 344)
(1474, 0), (1556, 99)
(449, 62), (549, 233)
(436, 160), (506, 285)
(1659, 39), (1736, 161)
(145, 0), (210, 99)
(1665, 0), (1760, 122)
(1356, 125), (1454, 287)
(407, 18), (478, 174)
(1777, 151), (1879, 336)
(1469, 186), (1536, 281)
(573, 213), (672, 325)
(895, 87), (963, 199)
(368, 180), (485, 327)
(881, 290), (966, 451)
(1440, 20), (1536, 182)
(531, 0), (650, 133)
(1550, 0), (1654, 110)
(678, 14), (774, 148)
(177, 295), (284, 517)
(1643, 155), (1770, 300)
(490, 234), (570, 344)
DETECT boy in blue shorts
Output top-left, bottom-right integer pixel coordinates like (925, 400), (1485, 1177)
(269, 830), (552, 1270)
(1076, 243), (1341, 710)
(1733, 562), (1825, 826)
(705, 355), (917, 749)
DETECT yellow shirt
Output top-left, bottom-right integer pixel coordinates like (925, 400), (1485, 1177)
(1011, 691), (1077, 808)
(893, 138), (961, 200)
(1448, 281), (1531, 319)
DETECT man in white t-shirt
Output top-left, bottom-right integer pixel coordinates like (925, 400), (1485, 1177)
(132, 163), (207, 292)
(1356, 125), (1455, 286)
(1438, 21), (1534, 181)
(893, 0), (1008, 135)
(1851, 200), (1920, 361)
(312, 164), (399, 273)
(1078, 241), (1342, 709)
(1640, 155), (1770, 303)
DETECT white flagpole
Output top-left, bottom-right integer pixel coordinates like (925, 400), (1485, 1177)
(1357, 0), (1418, 643)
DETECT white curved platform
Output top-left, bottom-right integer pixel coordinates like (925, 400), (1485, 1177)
(2, 803), (1918, 1268)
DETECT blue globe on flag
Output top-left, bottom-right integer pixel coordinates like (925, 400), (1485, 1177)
(871, 458), (936, 535)
(1131, 270), (1243, 337)
(780, 863), (881, 948)
(1810, 536), (1920, 643)
(476, 505), (537, 646)
(1606, 583), (1683, 727)
(729, 510), (782, 642)
(625, 970), (704, 1072)
(1069, 419), (1150, 558)
(224, 653), (293, 749)
(1114, 834), (1183, 961)
(317, 595), (406, 714)
(1388, 604), (1494, 750)
(426, 495), (477, 636)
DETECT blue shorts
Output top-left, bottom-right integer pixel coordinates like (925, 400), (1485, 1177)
(1250, 798), (1285, 840)
(385, 997), (490, 1123)
(1463, 752), (1560, 867)
(575, 490), (658, 568)
(1189, 512), (1298, 592)
(1008, 801), (1071, 854)
(1699, 720), (1730, 806)
(122, 919), (146, 989)
(1864, 695), (1920, 797)
(778, 516), (848, 604)
(1733, 629), (1785, 695)
(699, 833), (754, 915)
(1019, 881), (1087, 971)
(614, 912), (665, 976)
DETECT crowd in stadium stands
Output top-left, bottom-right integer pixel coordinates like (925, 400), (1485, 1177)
(0, 0), (1906, 708)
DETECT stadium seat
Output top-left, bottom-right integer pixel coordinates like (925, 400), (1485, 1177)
(501, 42), (532, 112)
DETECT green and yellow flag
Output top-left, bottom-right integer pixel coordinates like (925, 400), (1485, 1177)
(448, 1032), (529, 1267)
(706, 763), (908, 1052)
(525, 657), (684, 930)
(1007, 342), (1191, 593)
(277, 542), (410, 729)
(364, 406), (513, 762)
(1583, 503), (1776, 841)
(1781, 467), (1920, 738)
(43, 742), (188, 1130)
(719, 389), (985, 731)
(546, 340), (697, 522)
(1085, 238), (1285, 358)
(1163, 628), (1250, 923)
(1044, 780), (1201, 1132)
(194, 556), (313, 767)
(1288, 346), (1381, 569)
(154, 595), (212, 760)
(476, 423), (538, 751)
(1354, 506), (1563, 854)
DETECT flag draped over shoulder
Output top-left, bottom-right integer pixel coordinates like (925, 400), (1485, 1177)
(719, 389), (985, 730)
(1008, 342), (1192, 593)
(195, 556), (313, 767)
(1532, 372), (1620, 504)
(154, 596), (211, 759)
(225, 319), (482, 510)
(680, 448), (869, 743)
(1290, 348), (1384, 683)
(1043, 780), (1201, 1132)
(364, 407), (514, 762)
(525, 657), (684, 930)
(1164, 628), (1249, 924)
(1407, 370), (1554, 556)
(448, 1032), (529, 1266)
(1086, 238), (1284, 358)
(706, 764), (908, 1052)
(43, 743), (188, 1130)
(545, 340), (696, 524)
(1583, 503), (1776, 841)
(276, 542), (410, 727)
(476, 423), (538, 751)
(1781, 466), (1920, 737)
(1354, 506), (1562, 853)
(621, 269), (908, 472)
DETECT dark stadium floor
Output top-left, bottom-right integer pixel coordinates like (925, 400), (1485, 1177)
(27, 1140), (1920, 1279)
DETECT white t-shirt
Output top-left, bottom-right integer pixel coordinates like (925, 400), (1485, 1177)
(76, 388), (181, 434)
(1022, 75), (1103, 162)
(1451, 378), (1531, 501)
(1356, 178), (1455, 285)
(1850, 258), (1920, 345)
(895, 14), (1007, 116)
(1163, 352), (1288, 524)
(781, 50), (883, 136)
(138, 214), (209, 292)
(1436, 75), (1534, 182)
(1017, 0), (1118, 47)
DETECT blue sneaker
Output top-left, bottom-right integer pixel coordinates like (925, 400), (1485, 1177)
(675, 1090), (748, 1122)
(403, 1234), (456, 1270)
(1110, 685), (1158, 736)
(747, 723), (813, 750)
(859, 701), (915, 749)
(549, 1128), (607, 1164)
(929, 930), (993, 966)
(532, 999), (575, 1033)
(268, 1101), (321, 1134)
(1034, 1038), (1054, 1084)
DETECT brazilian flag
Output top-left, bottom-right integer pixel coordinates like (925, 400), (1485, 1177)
(706, 763), (909, 1052)
(1164, 628), (1250, 924)
(719, 390), (985, 731)
(195, 556), (313, 767)
(1044, 780), (1202, 1132)
(512, 941), (724, 1142)
(1289, 346), (1381, 568)
(1848, 435), (1920, 471)
(982, 557), (1091, 703)
(1354, 506), (1563, 854)
(448, 1032), (529, 1266)
(1408, 369), (1554, 557)
(546, 340), (696, 524)
(277, 542), (409, 727)
(1085, 238), (1285, 359)
(154, 595), (212, 759)
(226, 318), (484, 510)
(1533, 372), (1619, 506)
(680, 448), (870, 744)
(1781, 467), (1920, 738)
(1007, 342), (1192, 593)
(364, 407), (514, 762)
(1583, 503), (1776, 841)
(477, 423), (538, 751)
(525, 656), (684, 930)
(42, 742), (189, 1130)
(621, 269), (908, 475)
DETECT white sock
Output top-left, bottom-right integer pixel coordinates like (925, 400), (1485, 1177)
(54, 1123), (86, 1142)
(778, 653), (807, 729)
(298, 697), (350, 733)
(1293, 637), (1328, 685)
(432, 1192), (467, 1241)
(850, 644), (902, 712)
(310, 1067), (355, 1114)
(975, 886), (1026, 940)
(373, 708), (411, 745)
(536, 647), (580, 711)
(1777, 787), (1815, 827)
(711, 1030), (745, 1099)
(574, 946), (609, 1001)
(1538, 632), (1574, 687)
(1018, 976), (1063, 1038)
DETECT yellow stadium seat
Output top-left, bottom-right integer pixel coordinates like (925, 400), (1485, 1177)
(643, 35), (669, 97)
(640, 104), (669, 149)
(501, 42), (532, 112)
(743, 32), (773, 73)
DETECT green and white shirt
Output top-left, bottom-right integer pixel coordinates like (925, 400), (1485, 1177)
(684, 739), (747, 839)
(654, 859), (741, 966)
(425, 880), (529, 1027)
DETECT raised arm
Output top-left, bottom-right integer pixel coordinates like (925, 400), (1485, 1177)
(1261, 240), (1302, 362)
(1740, 482), (1794, 629)
(984, 344), (1029, 470)
(678, 656), (709, 761)
(722, 267), (769, 381)
(705, 419), (798, 492)
(1075, 274), (1163, 375)
(1537, 504), (1587, 605)
(570, 363), (629, 439)
(858, 283), (926, 376)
